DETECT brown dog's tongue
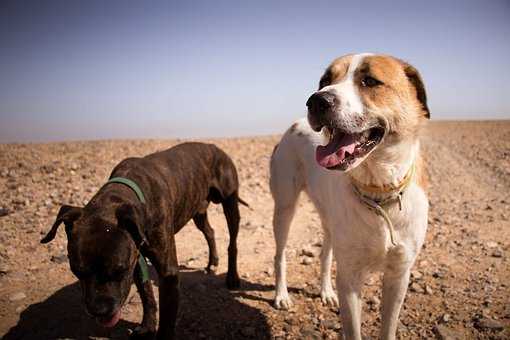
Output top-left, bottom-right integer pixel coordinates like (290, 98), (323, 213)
(97, 309), (121, 328)
(316, 132), (358, 168)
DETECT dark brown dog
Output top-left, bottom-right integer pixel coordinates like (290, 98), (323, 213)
(41, 142), (247, 339)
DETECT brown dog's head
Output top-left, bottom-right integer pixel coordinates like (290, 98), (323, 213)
(307, 53), (430, 171)
(41, 203), (147, 328)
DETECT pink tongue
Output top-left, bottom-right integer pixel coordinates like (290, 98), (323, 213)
(316, 132), (358, 168)
(97, 309), (121, 328)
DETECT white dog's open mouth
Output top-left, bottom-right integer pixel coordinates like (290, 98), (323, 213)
(316, 126), (384, 169)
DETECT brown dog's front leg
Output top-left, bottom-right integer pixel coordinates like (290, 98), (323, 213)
(149, 236), (180, 340)
(131, 262), (158, 339)
(157, 270), (179, 340)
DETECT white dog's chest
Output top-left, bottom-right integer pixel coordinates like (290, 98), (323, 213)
(306, 174), (428, 271)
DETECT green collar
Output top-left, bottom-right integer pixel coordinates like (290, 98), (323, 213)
(107, 177), (146, 204)
(106, 176), (149, 283)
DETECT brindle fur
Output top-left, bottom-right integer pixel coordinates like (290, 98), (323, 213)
(41, 142), (245, 340)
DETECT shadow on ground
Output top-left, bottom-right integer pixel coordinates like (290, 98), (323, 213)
(4, 269), (272, 340)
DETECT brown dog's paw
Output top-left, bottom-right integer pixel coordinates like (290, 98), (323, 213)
(130, 325), (156, 340)
(226, 273), (241, 290)
(205, 264), (218, 274)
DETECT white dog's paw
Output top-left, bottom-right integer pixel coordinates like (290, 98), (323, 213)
(320, 288), (339, 307)
(274, 293), (293, 310)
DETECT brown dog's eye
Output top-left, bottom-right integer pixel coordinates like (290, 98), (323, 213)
(361, 76), (382, 87)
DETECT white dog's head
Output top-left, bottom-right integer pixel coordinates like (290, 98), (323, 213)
(308, 53), (430, 171)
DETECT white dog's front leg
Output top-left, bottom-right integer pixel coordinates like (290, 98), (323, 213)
(320, 228), (338, 307)
(273, 204), (296, 310)
(336, 266), (364, 340)
(380, 267), (411, 340)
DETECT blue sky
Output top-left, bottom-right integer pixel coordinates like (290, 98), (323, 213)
(1, 0), (509, 142)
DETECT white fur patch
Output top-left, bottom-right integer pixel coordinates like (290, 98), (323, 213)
(320, 53), (373, 131)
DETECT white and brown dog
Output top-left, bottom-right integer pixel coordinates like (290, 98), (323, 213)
(270, 53), (430, 340)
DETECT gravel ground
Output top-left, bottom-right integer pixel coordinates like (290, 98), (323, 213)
(0, 121), (509, 339)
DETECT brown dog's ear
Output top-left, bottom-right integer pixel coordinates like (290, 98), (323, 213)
(116, 204), (148, 247)
(41, 205), (83, 244)
(401, 61), (430, 119)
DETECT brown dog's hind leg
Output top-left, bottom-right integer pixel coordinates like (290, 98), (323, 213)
(193, 212), (219, 273)
(221, 192), (241, 289)
(131, 262), (158, 339)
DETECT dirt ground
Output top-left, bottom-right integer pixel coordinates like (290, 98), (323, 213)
(0, 121), (509, 339)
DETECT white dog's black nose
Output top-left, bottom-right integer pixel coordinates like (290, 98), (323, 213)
(306, 92), (336, 117)
(307, 92), (337, 131)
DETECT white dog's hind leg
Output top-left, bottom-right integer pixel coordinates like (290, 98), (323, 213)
(270, 139), (303, 310)
(272, 198), (298, 310)
(319, 226), (338, 307)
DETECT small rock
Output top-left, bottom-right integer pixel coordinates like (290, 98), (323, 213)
(474, 317), (504, 331)
(50, 254), (68, 264)
(0, 208), (9, 217)
(441, 313), (451, 323)
(491, 249), (503, 258)
(301, 257), (313, 265)
(410, 282), (424, 293)
(411, 270), (423, 280)
(486, 241), (498, 248)
(300, 327), (321, 340)
(425, 285), (433, 295)
(321, 319), (340, 330)
(433, 325), (461, 340)
(301, 246), (316, 257)
(9, 292), (26, 302)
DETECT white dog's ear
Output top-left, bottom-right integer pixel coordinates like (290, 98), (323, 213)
(402, 62), (430, 119)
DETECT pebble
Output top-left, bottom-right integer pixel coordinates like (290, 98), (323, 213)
(0, 208), (9, 217)
(300, 246), (316, 257)
(321, 319), (340, 330)
(425, 285), (433, 295)
(491, 249), (503, 258)
(486, 241), (498, 248)
(441, 313), (451, 323)
(300, 327), (321, 340)
(301, 257), (313, 265)
(411, 270), (423, 280)
(50, 254), (68, 264)
(9, 292), (27, 302)
(433, 325), (461, 340)
(474, 317), (504, 331)
(410, 282), (424, 293)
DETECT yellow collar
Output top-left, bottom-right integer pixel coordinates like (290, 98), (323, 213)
(350, 162), (416, 199)
(350, 162), (416, 248)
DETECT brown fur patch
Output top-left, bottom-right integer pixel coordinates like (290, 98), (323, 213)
(414, 151), (428, 192)
(355, 55), (429, 139)
(289, 122), (298, 134)
(289, 122), (305, 137)
(319, 55), (354, 89)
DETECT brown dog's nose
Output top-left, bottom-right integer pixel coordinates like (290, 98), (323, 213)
(88, 296), (117, 317)
(306, 91), (336, 116)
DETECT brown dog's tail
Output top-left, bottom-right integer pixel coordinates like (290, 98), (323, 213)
(238, 196), (250, 208)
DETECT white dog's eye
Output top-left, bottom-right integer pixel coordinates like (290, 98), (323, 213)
(361, 76), (382, 87)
